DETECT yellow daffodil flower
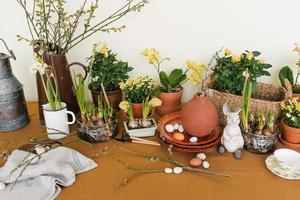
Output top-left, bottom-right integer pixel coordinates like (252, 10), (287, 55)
(119, 101), (130, 112)
(149, 97), (162, 107)
(246, 52), (254, 60)
(232, 55), (241, 63)
(224, 48), (232, 56)
(95, 42), (109, 58)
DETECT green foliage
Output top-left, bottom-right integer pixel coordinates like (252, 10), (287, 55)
(212, 50), (272, 95)
(159, 69), (187, 92)
(241, 73), (252, 132)
(281, 98), (300, 128)
(279, 66), (294, 88)
(88, 50), (133, 92)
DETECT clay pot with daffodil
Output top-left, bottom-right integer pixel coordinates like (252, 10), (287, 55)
(281, 98), (300, 144)
(181, 60), (218, 137)
(87, 42), (133, 111)
(141, 48), (187, 116)
(119, 76), (158, 118)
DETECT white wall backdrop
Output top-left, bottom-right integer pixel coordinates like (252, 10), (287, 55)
(1, 0), (300, 101)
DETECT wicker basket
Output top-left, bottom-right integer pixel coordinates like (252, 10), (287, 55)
(205, 78), (292, 126)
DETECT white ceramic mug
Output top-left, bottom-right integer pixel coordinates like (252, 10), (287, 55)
(42, 102), (76, 140)
(274, 148), (300, 171)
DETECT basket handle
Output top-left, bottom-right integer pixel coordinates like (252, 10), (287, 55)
(284, 79), (293, 98)
(0, 37), (16, 60)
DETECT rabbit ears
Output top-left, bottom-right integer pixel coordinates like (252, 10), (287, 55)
(223, 103), (241, 115)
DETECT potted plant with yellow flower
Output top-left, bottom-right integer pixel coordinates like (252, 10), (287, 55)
(87, 42), (133, 110)
(206, 48), (289, 126)
(281, 97), (300, 145)
(141, 48), (188, 115)
(119, 76), (158, 118)
(119, 96), (162, 137)
(279, 43), (300, 99)
(181, 60), (218, 137)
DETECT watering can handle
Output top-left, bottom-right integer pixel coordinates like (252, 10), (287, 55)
(67, 62), (88, 81)
(0, 38), (16, 60)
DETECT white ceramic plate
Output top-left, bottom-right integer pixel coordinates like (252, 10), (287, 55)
(265, 155), (300, 180)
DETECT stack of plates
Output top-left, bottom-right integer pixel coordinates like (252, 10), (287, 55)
(157, 112), (222, 152)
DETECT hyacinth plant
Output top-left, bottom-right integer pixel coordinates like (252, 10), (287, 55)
(30, 52), (61, 111)
(141, 48), (188, 93)
(241, 70), (252, 133)
(17, 0), (150, 54)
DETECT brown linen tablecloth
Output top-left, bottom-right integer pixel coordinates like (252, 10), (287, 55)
(0, 102), (299, 200)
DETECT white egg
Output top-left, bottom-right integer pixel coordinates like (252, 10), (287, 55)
(189, 137), (198, 143)
(173, 167), (183, 174)
(165, 124), (175, 132)
(202, 161), (210, 169)
(178, 125), (184, 133)
(164, 168), (173, 174)
(28, 155), (40, 165)
(173, 123), (179, 130)
(0, 181), (6, 191)
(196, 153), (206, 160)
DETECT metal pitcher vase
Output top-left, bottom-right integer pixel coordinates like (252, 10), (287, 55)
(0, 38), (30, 131)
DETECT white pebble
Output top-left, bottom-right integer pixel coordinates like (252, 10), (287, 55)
(196, 153), (206, 160)
(202, 161), (210, 169)
(178, 125), (184, 133)
(165, 124), (175, 132)
(189, 137), (198, 143)
(173, 167), (183, 174)
(28, 154), (39, 165)
(164, 168), (173, 174)
(0, 181), (6, 190)
(173, 123), (179, 130)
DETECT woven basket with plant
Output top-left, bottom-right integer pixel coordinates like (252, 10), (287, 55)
(205, 48), (292, 126)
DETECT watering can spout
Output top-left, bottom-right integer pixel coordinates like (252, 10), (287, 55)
(0, 37), (16, 60)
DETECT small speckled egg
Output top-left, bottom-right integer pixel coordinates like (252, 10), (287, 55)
(196, 153), (206, 160)
(189, 137), (198, 143)
(173, 123), (179, 130)
(202, 161), (210, 169)
(173, 133), (185, 141)
(173, 167), (183, 174)
(165, 124), (175, 132)
(178, 125), (184, 133)
(190, 157), (202, 167)
(164, 168), (173, 174)
(0, 181), (6, 191)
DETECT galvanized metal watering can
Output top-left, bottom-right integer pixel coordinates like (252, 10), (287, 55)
(0, 38), (29, 131)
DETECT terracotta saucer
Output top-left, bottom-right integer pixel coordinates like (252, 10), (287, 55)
(157, 112), (221, 146)
(279, 134), (300, 148)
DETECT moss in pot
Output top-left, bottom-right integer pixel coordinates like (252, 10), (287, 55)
(140, 48), (188, 116)
(87, 43), (133, 110)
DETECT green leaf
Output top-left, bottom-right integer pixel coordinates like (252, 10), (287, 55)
(279, 66), (294, 88)
(252, 51), (261, 57)
(159, 71), (170, 87)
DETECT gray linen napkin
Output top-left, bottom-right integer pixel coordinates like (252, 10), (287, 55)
(0, 146), (97, 200)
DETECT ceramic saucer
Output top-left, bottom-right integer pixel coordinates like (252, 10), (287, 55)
(265, 155), (300, 180)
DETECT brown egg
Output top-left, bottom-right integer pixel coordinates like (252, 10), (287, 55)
(190, 157), (202, 167)
(173, 133), (185, 141)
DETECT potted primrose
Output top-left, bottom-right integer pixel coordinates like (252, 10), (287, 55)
(141, 48), (188, 116)
(119, 97), (162, 137)
(88, 42), (133, 111)
(73, 73), (117, 143)
(241, 70), (278, 154)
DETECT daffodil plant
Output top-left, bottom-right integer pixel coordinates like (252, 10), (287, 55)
(88, 42), (132, 92)
(141, 48), (188, 93)
(30, 52), (62, 111)
(212, 48), (272, 95)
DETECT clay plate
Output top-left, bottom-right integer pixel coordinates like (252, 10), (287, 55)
(279, 134), (300, 148)
(157, 112), (221, 146)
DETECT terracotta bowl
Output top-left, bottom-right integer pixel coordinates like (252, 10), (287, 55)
(281, 121), (300, 144)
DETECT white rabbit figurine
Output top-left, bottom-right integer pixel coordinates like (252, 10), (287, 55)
(218, 103), (244, 159)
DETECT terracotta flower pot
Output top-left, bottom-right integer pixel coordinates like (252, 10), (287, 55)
(156, 88), (183, 116)
(91, 90), (123, 111)
(292, 93), (300, 100)
(281, 120), (300, 144)
(131, 103), (143, 118)
(181, 94), (218, 137)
